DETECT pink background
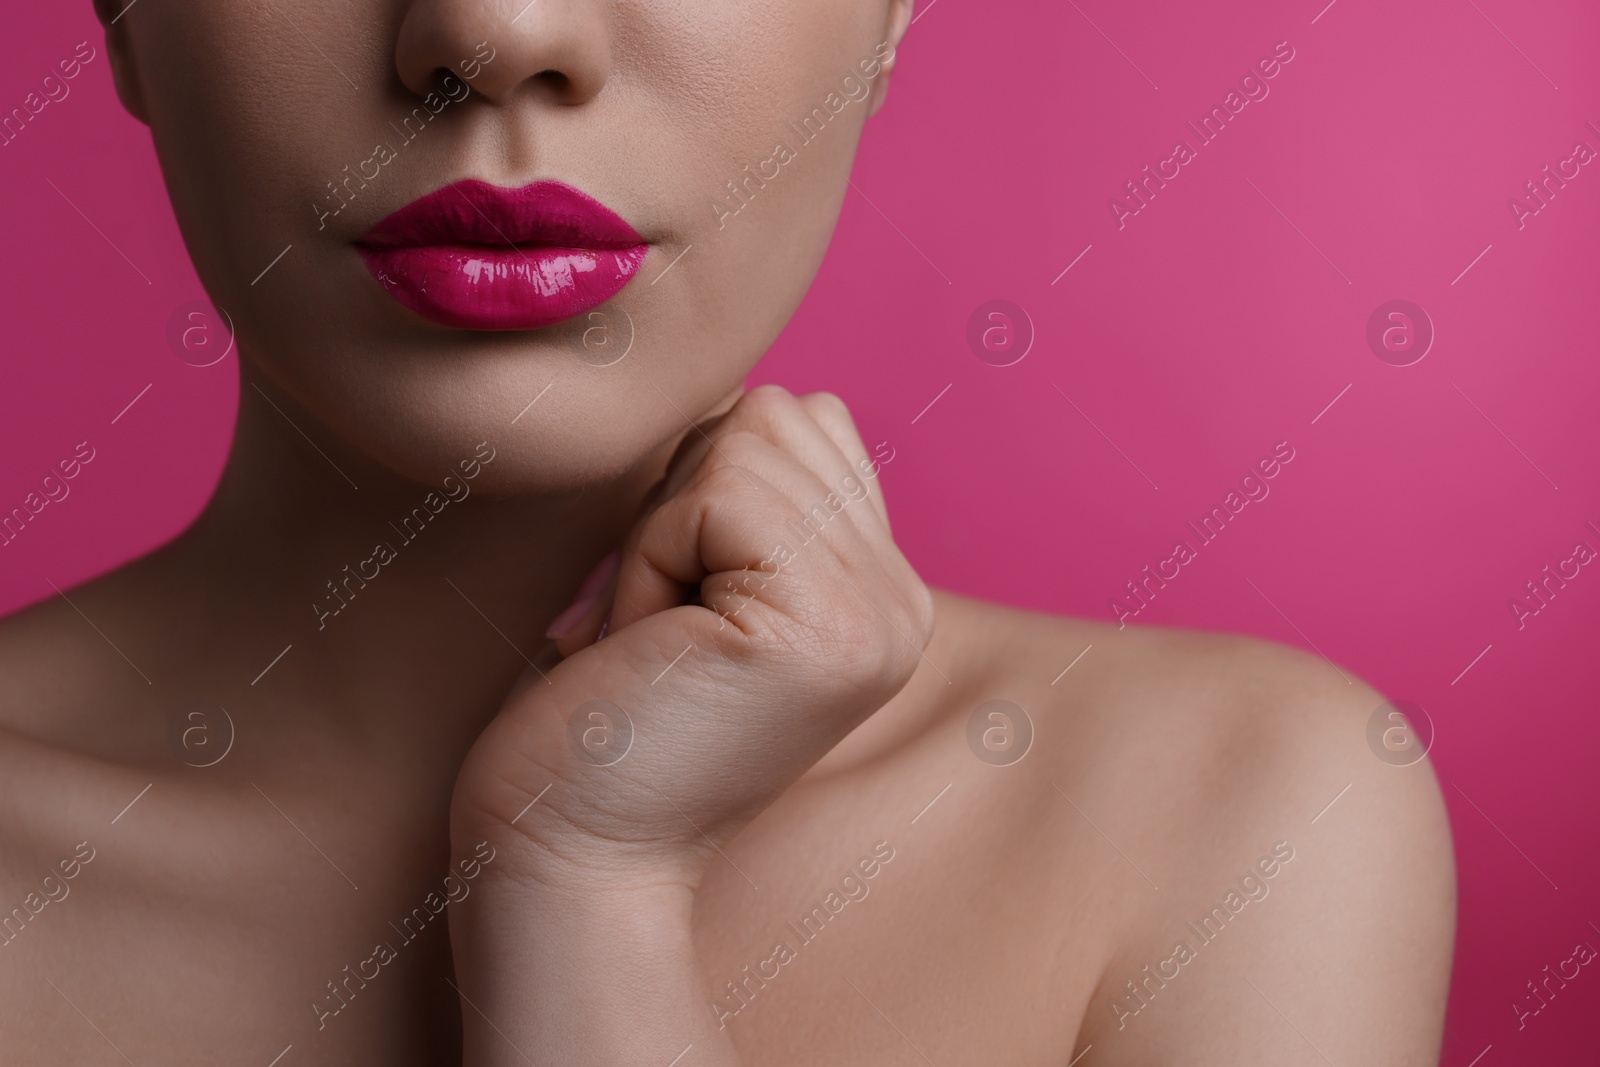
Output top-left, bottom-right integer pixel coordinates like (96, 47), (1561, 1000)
(3, 0), (1598, 1060)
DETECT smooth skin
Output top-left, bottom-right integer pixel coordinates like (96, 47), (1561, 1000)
(0, 0), (1454, 1063)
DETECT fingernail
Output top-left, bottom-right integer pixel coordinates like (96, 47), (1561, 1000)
(545, 551), (620, 640)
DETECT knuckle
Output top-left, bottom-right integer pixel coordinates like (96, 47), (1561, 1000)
(743, 382), (795, 409)
(905, 582), (937, 650)
(803, 390), (854, 425)
(715, 427), (772, 459)
(852, 628), (918, 697)
(719, 385), (797, 439)
(687, 467), (756, 520)
(691, 436), (765, 490)
(696, 432), (781, 496)
(855, 583), (935, 689)
(821, 594), (918, 693)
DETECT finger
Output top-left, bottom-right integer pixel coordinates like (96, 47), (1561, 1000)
(795, 391), (893, 533)
(552, 431), (837, 658)
(610, 433), (880, 632)
(641, 387), (746, 516)
(557, 412), (841, 657)
(707, 386), (891, 549)
(552, 558), (620, 658)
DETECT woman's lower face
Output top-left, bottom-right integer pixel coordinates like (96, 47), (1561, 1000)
(111, 0), (905, 489)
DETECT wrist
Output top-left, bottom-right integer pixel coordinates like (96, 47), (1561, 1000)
(474, 849), (697, 917)
(449, 870), (724, 1065)
(454, 875), (695, 971)
(460, 809), (706, 901)
(454, 762), (724, 899)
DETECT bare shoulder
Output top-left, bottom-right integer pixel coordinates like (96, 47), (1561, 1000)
(0, 572), (176, 887)
(919, 590), (1456, 1063)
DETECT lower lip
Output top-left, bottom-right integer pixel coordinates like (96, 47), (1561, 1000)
(357, 243), (649, 331)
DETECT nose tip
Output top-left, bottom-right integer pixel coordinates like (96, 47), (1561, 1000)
(394, 0), (611, 107)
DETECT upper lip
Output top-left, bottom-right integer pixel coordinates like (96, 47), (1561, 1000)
(357, 179), (645, 251)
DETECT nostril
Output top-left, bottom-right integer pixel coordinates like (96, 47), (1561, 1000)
(533, 69), (578, 98)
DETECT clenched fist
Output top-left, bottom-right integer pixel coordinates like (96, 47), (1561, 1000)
(450, 384), (934, 891)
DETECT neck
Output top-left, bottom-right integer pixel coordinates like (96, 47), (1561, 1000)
(152, 363), (689, 755)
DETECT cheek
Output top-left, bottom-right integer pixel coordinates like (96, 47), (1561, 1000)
(652, 5), (882, 353)
(134, 3), (373, 337)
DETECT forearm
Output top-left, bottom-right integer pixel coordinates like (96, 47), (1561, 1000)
(451, 874), (741, 1067)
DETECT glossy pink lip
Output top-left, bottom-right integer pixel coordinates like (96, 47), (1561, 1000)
(356, 179), (648, 331)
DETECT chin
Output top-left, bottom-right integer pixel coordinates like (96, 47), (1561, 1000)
(274, 360), (696, 498)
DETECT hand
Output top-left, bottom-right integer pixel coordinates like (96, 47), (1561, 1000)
(449, 384), (933, 890)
